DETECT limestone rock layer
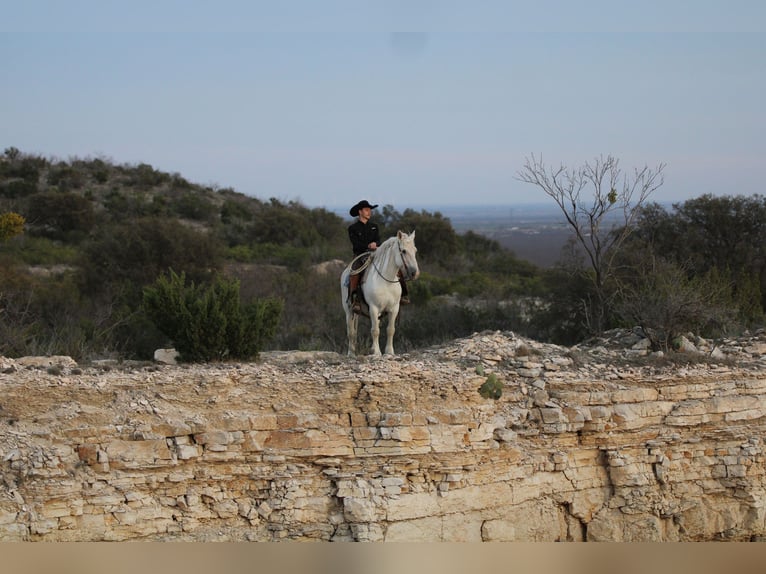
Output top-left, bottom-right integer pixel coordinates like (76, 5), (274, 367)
(1, 331), (765, 541)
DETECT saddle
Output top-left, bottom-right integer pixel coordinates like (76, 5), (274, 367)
(350, 252), (372, 275)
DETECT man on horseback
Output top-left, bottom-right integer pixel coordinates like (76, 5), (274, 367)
(347, 199), (409, 314)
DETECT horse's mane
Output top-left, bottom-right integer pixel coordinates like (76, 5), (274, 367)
(377, 235), (399, 251)
(370, 234), (400, 264)
(370, 235), (398, 274)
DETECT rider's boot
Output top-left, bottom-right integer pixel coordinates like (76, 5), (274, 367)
(351, 290), (362, 314)
(399, 278), (410, 305)
(349, 274), (362, 313)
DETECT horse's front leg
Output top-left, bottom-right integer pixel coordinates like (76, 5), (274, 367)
(384, 308), (399, 355)
(369, 306), (382, 356)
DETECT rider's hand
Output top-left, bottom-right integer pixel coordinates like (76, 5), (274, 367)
(368, 242), (378, 250)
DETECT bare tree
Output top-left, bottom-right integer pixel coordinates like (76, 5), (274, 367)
(517, 154), (665, 333)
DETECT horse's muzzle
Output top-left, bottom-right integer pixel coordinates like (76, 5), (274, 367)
(403, 266), (420, 281)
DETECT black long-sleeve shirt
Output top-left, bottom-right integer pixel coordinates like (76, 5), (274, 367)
(348, 219), (380, 256)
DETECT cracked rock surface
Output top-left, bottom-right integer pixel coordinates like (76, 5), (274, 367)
(1, 329), (766, 541)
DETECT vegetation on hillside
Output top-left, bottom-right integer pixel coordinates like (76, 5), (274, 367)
(1, 146), (763, 361)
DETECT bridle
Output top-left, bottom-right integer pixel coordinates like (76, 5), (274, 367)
(371, 237), (411, 283)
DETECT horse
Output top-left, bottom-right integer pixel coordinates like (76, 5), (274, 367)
(340, 230), (419, 357)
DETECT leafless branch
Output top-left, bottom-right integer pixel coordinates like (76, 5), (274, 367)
(517, 153), (665, 332)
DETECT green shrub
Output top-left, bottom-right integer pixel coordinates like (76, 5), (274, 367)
(1, 179), (38, 198)
(142, 270), (283, 362)
(171, 192), (217, 222)
(479, 372), (503, 399)
(79, 217), (224, 296)
(220, 198), (254, 224)
(25, 191), (95, 240)
(226, 245), (256, 262)
(47, 164), (85, 190)
(128, 163), (170, 188)
(227, 297), (283, 358)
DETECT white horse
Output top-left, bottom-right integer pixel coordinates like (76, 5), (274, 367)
(340, 230), (420, 357)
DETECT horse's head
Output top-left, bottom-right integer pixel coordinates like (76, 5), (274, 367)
(396, 230), (420, 281)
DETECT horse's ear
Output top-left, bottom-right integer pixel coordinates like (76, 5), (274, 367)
(397, 230), (404, 239)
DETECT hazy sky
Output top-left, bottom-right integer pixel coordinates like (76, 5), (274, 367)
(3, 2), (765, 210)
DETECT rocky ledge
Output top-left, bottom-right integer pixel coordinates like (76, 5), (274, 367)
(1, 329), (765, 541)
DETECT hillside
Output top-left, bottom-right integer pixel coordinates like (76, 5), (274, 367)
(0, 149), (544, 360)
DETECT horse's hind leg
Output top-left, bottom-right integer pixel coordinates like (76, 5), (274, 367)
(346, 311), (358, 356)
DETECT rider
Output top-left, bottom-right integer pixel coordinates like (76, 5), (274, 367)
(347, 199), (409, 313)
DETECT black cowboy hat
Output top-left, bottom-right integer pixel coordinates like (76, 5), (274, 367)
(349, 199), (378, 217)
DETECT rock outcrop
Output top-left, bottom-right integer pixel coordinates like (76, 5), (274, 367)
(1, 330), (765, 541)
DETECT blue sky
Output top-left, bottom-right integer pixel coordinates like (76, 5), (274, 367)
(2, 2), (765, 209)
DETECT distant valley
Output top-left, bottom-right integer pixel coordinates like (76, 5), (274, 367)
(434, 204), (572, 268)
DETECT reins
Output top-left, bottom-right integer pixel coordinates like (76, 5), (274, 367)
(370, 238), (405, 283)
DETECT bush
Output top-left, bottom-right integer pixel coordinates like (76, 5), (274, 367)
(631, 195), (766, 316)
(79, 217), (224, 296)
(0, 212), (25, 241)
(0, 179), (37, 198)
(142, 270), (283, 362)
(127, 163), (170, 189)
(479, 372), (503, 399)
(171, 192), (217, 222)
(25, 192), (95, 240)
(46, 164), (86, 191)
(613, 256), (738, 351)
(227, 297), (284, 358)
(530, 265), (594, 345)
(0, 268), (95, 359)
